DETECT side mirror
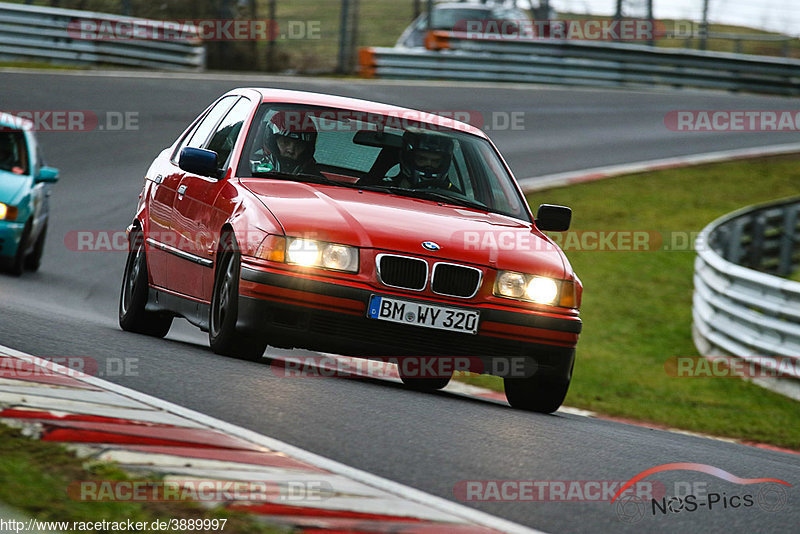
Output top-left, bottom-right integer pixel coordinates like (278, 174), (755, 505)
(179, 147), (219, 178)
(35, 166), (59, 183)
(535, 204), (571, 231)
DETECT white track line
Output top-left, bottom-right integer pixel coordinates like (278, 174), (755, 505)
(0, 343), (545, 534)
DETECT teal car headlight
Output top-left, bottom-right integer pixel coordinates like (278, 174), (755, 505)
(0, 203), (18, 221)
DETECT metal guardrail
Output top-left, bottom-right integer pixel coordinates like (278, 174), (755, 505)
(359, 31), (800, 95)
(0, 2), (204, 70)
(693, 197), (800, 400)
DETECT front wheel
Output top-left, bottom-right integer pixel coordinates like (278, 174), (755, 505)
(504, 374), (571, 413)
(24, 223), (47, 272)
(398, 359), (451, 391)
(5, 222), (31, 276)
(118, 231), (173, 337)
(209, 236), (267, 361)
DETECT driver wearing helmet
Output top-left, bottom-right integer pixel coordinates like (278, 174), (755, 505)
(252, 110), (323, 177)
(0, 133), (18, 172)
(396, 129), (454, 189)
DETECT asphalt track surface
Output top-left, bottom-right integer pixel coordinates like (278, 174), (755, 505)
(1, 70), (799, 533)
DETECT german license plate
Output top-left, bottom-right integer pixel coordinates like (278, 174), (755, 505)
(367, 295), (479, 335)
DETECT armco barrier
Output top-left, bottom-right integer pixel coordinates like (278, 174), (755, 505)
(360, 31), (800, 95)
(693, 197), (800, 400)
(0, 2), (204, 70)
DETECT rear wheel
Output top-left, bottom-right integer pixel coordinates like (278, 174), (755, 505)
(24, 223), (47, 272)
(504, 373), (571, 413)
(209, 235), (267, 361)
(118, 230), (173, 337)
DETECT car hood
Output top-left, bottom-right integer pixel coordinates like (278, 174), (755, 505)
(241, 179), (567, 278)
(0, 171), (27, 204)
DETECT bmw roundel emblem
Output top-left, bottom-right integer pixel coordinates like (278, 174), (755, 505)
(422, 241), (440, 251)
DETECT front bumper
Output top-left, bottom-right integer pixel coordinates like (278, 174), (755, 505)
(0, 221), (24, 258)
(237, 264), (580, 379)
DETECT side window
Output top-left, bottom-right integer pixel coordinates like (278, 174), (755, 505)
(172, 96), (237, 161)
(206, 98), (252, 168)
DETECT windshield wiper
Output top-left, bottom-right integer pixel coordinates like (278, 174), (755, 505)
(372, 186), (490, 212)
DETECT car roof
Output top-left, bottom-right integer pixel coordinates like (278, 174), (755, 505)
(239, 87), (489, 139)
(0, 112), (32, 131)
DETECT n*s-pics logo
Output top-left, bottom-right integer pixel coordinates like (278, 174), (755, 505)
(612, 463), (791, 524)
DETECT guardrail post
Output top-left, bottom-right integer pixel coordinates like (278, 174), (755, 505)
(750, 213), (767, 270)
(778, 206), (799, 276)
(724, 219), (745, 263)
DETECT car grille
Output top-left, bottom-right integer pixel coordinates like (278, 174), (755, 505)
(431, 263), (482, 298)
(377, 254), (427, 291)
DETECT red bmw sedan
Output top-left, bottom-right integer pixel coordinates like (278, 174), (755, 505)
(119, 88), (582, 412)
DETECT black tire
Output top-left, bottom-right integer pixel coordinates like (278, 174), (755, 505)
(24, 223), (47, 272)
(6, 223), (31, 276)
(209, 235), (267, 361)
(504, 373), (571, 413)
(398, 360), (452, 391)
(118, 230), (173, 337)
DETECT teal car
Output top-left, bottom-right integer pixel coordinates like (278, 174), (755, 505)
(0, 115), (59, 275)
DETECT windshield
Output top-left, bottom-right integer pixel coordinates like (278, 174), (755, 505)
(0, 130), (29, 174)
(237, 104), (531, 222)
(431, 8), (491, 28)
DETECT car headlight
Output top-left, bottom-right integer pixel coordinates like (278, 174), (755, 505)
(287, 238), (320, 266)
(494, 270), (576, 308)
(256, 235), (359, 273)
(0, 203), (18, 221)
(525, 276), (559, 304)
(496, 271), (527, 298)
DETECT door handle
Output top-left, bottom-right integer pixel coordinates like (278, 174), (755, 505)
(177, 185), (187, 197)
(154, 174), (164, 184)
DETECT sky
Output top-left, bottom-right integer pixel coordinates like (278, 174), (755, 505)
(549, 0), (800, 36)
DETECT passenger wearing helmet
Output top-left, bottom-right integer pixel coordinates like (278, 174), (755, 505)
(396, 129), (454, 189)
(252, 110), (323, 177)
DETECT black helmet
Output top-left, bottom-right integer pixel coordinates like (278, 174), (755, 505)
(264, 110), (318, 164)
(400, 129), (454, 188)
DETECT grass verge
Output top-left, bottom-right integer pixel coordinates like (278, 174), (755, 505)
(0, 424), (288, 533)
(458, 154), (800, 450)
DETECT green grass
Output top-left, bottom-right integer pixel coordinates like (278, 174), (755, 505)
(0, 425), (289, 533)
(654, 20), (800, 59)
(459, 155), (800, 450)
